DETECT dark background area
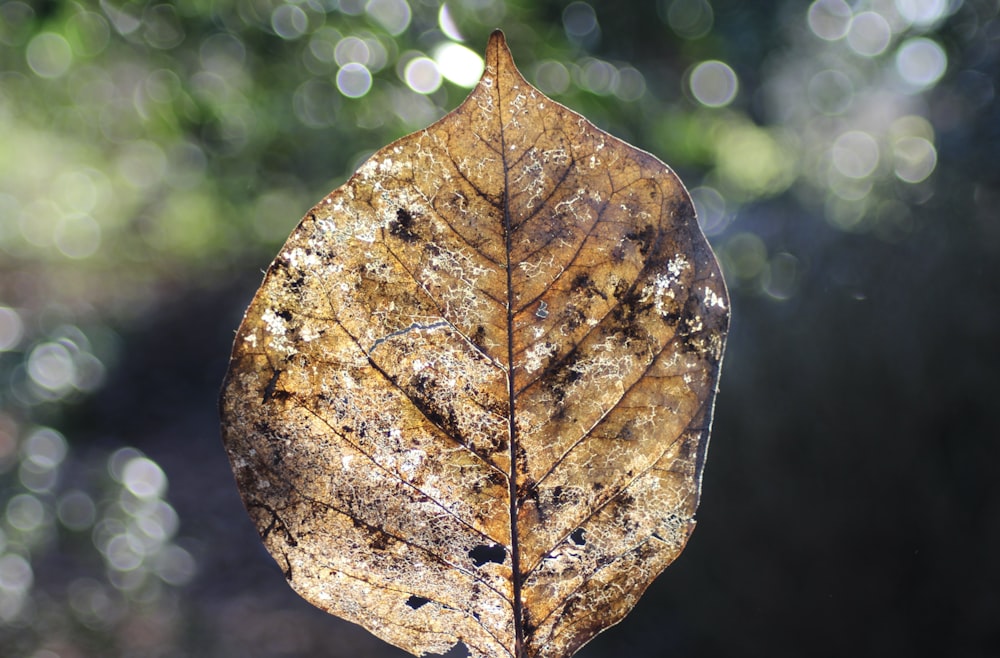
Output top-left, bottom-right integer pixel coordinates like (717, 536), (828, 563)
(1, 1), (998, 656)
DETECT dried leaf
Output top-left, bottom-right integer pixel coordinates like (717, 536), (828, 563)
(220, 30), (728, 658)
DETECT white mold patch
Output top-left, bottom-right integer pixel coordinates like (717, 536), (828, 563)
(523, 341), (559, 373)
(640, 255), (690, 315)
(260, 308), (295, 355)
(704, 286), (727, 309)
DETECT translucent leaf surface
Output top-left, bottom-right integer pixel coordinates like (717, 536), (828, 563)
(220, 30), (729, 658)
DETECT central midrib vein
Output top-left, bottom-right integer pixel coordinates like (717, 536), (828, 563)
(497, 48), (527, 658)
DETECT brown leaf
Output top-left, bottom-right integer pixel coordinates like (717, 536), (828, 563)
(220, 30), (729, 658)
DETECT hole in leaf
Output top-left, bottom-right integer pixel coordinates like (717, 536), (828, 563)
(468, 543), (506, 567)
(570, 528), (586, 546)
(438, 642), (469, 657)
(406, 595), (430, 609)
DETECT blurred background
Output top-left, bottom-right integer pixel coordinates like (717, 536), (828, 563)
(1, 0), (998, 656)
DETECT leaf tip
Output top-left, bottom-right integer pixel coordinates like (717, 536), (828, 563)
(488, 28), (506, 47)
(486, 28), (511, 62)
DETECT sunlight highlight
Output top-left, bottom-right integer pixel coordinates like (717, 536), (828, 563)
(434, 42), (484, 87)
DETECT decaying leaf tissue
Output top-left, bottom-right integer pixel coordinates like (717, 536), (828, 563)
(220, 30), (729, 658)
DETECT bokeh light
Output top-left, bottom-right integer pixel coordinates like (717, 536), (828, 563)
(154, 544), (197, 586)
(27, 342), (76, 393)
(563, 2), (600, 41)
(366, 0), (412, 36)
(54, 214), (102, 259)
(0, 307), (23, 351)
(0, 553), (32, 590)
(578, 58), (618, 95)
(689, 60), (738, 107)
(438, 3), (465, 41)
(615, 67), (646, 101)
(337, 63), (373, 98)
(405, 57), (442, 94)
(893, 136), (937, 182)
(65, 9), (110, 57)
(846, 11), (892, 57)
(271, 4), (309, 40)
(713, 121), (796, 198)
(121, 457), (167, 499)
(6, 494), (45, 532)
(23, 427), (67, 470)
(896, 0), (950, 27)
(691, 186), (730, 236)
(534, 60), (571, 95)
(807, 0), (853, 41)
(762, 252), (801, 301)
(722, 232), (768, 280)
(895, 37), (947, 90)
(434, 42), (484, 87)
(58, 490), (97, 531)
(832, 130), (880, 179)
(663, 0), (714, 40)
(143, 4), (184, 49)
(26, 32), (72, 78)
(335, 36), (371, 66)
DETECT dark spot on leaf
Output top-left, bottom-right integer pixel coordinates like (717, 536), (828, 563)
(611, 241), (627, 263)
(625, 224), (656, 256)
(390, 207), (419, 242)
(406, 595), (430, 610)
(541, 348), (582, 405)
(471, 325), (487, 351)
(563, 305), (585, 331)
(262, 369), (282, 403)
(469, 543), (506, 567)
(488, 470), (507, 488)
(408, 372), (468, 448)
(612, 278), (629, 299)
(271, 256), (305, 293)
(276, 309), (292, 321)
(350, 516), (396, 551)
(570, 528), (586, 546)
(609, 287), (654, 340)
